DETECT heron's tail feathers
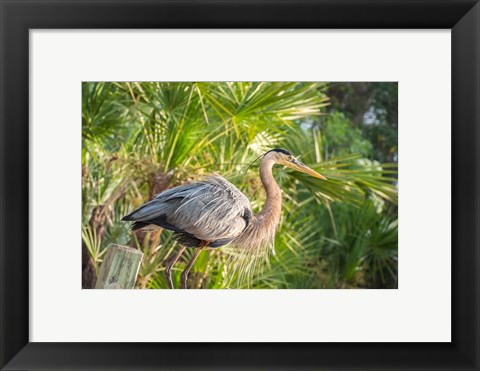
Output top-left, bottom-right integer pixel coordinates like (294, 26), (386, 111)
(130, 221), (150, 231)
(121, 213), (152, 231)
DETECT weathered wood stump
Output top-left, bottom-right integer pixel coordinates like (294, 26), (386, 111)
(95, 244), (144, 289)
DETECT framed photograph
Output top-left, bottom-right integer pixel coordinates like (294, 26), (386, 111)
(80, 80), (399, 292)
(1, 0), (479, 370)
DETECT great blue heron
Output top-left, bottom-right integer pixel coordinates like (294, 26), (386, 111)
(122, 148), (326, 289)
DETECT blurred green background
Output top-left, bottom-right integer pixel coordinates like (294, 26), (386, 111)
(82, 82), (398, 289)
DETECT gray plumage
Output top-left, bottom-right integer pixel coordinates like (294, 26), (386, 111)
(122, 175), (252, 248)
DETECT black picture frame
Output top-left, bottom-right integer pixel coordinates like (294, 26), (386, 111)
(1, 1), (479, 370)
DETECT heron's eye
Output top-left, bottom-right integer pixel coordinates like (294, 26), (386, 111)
(288, 155), (294, 161)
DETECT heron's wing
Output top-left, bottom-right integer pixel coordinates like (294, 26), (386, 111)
(123, 176), (252, 244)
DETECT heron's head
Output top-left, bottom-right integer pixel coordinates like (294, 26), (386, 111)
(264, 148), (327, 180)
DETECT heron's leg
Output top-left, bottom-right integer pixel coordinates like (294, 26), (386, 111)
(165, 245), (187, 289)
(181, 242), (208, 289)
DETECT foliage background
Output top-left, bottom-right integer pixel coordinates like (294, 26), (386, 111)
(82, 82), (398, 289)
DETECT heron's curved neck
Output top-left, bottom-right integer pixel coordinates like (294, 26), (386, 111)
(258, 158), (282, 222)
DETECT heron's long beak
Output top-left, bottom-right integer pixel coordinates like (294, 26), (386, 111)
(286, 158), (327, 180)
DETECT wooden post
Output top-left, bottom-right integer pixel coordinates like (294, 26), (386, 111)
(95, 244), (144, 289)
